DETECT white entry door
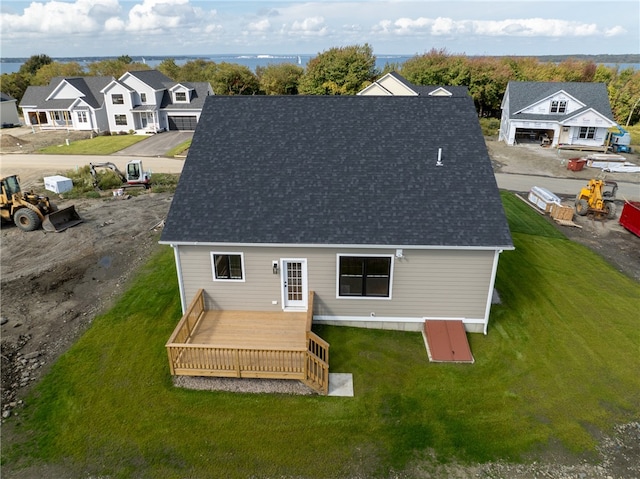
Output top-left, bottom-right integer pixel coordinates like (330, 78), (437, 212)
(281, 259), (308, 311)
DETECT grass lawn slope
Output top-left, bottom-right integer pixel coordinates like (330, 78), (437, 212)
(2, 192), (639, 478)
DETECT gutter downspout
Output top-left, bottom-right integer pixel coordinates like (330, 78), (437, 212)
(171, 244), (186, 314)
(483, 249), (502, 335)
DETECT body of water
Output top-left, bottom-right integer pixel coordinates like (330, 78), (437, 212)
(0, 54), (413, 75)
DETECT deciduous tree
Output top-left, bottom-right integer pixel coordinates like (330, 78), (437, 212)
(299, 44), (378, 95)
(257, 63), (303, 95)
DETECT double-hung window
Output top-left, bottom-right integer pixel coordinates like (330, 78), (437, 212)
(579, 127), (596, 139)
(114, 114), (127, 126)
(175, 92), (187, 102)
(77, 111), (88, 123)
(211, 253), (245, 281)
(338, 255), (392, 298)
(550, 100), (567, 113)
(112, 94), (124, 105)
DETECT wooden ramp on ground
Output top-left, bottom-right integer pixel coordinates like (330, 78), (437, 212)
(423, 320), (474, 363)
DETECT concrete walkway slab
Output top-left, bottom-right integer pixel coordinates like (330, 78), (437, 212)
(328, 373), (354, 397)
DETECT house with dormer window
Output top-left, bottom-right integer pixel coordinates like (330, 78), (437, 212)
(499, 81), (616, 148)
(101, 70), (213, 133)
(21, 70), (212, 134)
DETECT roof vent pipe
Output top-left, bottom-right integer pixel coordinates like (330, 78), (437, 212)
(436, 148), (443, 167)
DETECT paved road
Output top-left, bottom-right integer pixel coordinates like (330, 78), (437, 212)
(1, 153), (638, 201)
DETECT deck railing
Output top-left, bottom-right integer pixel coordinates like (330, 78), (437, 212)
(166, 290), (330, 394)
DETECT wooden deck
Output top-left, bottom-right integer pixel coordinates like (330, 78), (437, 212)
(190, 310), (308, 350)
(166, 290), (329, 394)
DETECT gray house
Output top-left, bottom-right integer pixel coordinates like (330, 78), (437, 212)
(160, 95), (513, 340)
(0, 92), (21, 127)
(499, 81), (616, 148)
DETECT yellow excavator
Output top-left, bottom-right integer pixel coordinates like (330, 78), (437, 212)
(574, 179), (618, 219)
(0, 175), (82, 232)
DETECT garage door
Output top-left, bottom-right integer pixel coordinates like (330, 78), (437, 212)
(168, 116), (197, 131)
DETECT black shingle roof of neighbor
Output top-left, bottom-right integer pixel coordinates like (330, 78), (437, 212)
(1, 92), (17, 102)
(507, 81), (614, 121)
(161, 95), (513, 248)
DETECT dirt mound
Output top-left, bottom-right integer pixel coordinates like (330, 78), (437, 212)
(0, 134), (28, 148)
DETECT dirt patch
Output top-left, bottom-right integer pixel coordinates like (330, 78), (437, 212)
(0, 126), (92, 154)
(1, 132), (639, 478)
(1, 193), (173, 415)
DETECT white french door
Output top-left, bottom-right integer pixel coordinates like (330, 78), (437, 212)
(281, 259), (308, 311)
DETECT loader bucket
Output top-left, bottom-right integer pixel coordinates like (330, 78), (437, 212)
(42, 205), (83, 232)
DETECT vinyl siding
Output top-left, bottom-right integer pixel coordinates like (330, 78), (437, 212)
(176, 245), (495, 321)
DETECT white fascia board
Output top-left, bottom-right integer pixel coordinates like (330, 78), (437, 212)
(100, 80), (127, 94)
(159, 241), (515, 251)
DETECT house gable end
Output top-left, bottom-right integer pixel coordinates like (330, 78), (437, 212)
(46, 79), (84, 101)
(560, 108), (617, 127)
(428, 87), (453, 97)
(517, 90), (585, 115)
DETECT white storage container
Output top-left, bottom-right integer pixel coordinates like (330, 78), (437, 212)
(528, 186), (561, 213)
(44, 175), (73, 194)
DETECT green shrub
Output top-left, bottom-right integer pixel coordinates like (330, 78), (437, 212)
(479, 117), (501, 137)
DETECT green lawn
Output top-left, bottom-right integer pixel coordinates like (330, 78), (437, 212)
(2, 192), (639, 478)
(38, 135), (147, 155)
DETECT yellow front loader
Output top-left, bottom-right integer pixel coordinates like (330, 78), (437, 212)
(0, 175), (82, 232)
(574, 179), (618, 219)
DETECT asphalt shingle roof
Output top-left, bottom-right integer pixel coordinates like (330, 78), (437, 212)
(19, 76), (113, 109)
(507, 81), (614, 121)
(126, 70), (173, 90)
(161, 95), (512, 249)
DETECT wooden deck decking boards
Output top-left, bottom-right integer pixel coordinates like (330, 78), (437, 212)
(189, 310), (308, 350)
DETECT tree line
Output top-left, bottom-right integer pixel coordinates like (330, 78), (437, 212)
(2, 46), (639, 125)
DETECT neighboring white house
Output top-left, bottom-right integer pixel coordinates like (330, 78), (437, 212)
(20, 70), (212, 134)
(499, 81), (617, 148)
(20, 77), (112, 132)
(101, 70), (213, 133)
(1, 92), (21, 127)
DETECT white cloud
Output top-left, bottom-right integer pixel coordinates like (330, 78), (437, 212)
(1, 0), (120, 34)
(290, 16), (328, 36)
(374, 15), (626, 38)
(248, 18), (271, 33)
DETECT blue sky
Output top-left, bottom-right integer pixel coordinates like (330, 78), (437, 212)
(0, 0), (638, 58)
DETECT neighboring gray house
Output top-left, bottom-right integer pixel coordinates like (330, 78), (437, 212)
(101, 70), (213, 133)
(499, 81), (616, 148)
(160, 95), (513, 336)
(0, 92), (21, 127)
(20, 76), (112, 131)
(358, 71), (469, 97)
(20, 70), (212, 134)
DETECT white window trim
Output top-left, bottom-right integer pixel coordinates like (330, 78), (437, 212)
(174, 91), (188, 103)
(335, 253), (394, 300)
(210, 252), (246, 282)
